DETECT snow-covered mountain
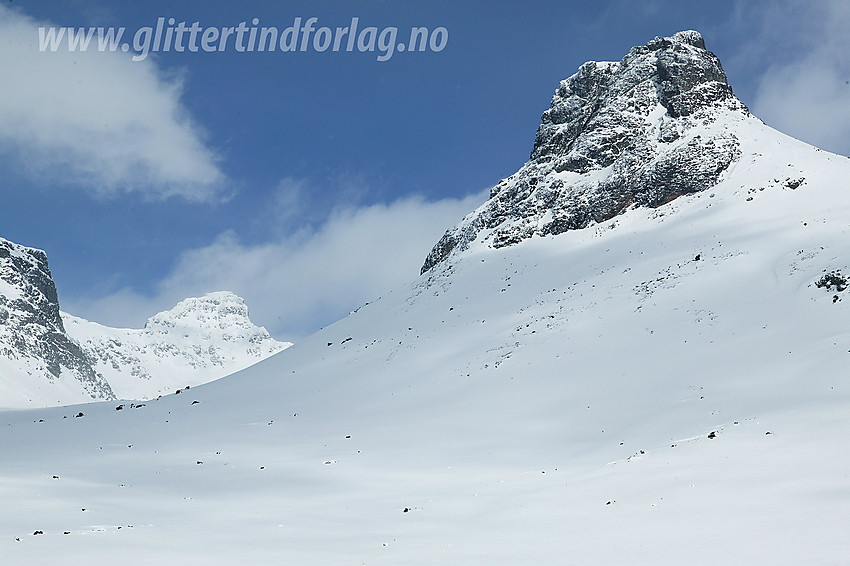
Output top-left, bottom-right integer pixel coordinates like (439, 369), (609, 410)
(2, 31), (849, 564)
(62, 292), (291, 402)
(0, 238), (290, 408)
(423, 30), (748, 271)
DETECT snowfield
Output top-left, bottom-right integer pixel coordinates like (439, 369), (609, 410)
(2, 110), (849, 563)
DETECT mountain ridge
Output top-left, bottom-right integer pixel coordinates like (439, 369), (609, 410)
(0, 238), (290, 408)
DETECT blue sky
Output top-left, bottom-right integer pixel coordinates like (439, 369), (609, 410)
(1, 0), (849, 339)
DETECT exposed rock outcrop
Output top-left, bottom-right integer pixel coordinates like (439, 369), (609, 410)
(422, 31), (747, 273)
(0, 238), (114, 401)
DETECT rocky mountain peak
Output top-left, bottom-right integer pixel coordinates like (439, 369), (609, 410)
(0, 238), (63, 332)
(530, 30), (739, 168)
(422, 31), (749, 274)
(1, 237), (114, 400)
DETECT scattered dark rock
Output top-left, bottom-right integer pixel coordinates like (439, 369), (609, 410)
(191, 400), (199, 405)
(74, 412), (84, 418)
(707, 431), (717, 439)
(816, 270), (848, 293)
(784, 177), (804, 190)
(33, 530), (43, 535)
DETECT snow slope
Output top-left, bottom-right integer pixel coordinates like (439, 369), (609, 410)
(2, 31), (849, 564)
(2, 115), (849, 564)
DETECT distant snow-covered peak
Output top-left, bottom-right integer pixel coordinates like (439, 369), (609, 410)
(63, 291), (291, 401)
(145, 291), (259, 332)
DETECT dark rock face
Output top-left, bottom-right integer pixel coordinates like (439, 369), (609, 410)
(422, 31), (747, 274)
(0, 238), (114, 401)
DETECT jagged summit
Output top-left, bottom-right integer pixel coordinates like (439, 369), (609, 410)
(529, 30), (742, 166)
(422, 30), (749, 273)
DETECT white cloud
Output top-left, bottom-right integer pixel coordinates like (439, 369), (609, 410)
(64, 190), (487, 339)
(741, 0), (850, 157)
(0, 5), (227, 201)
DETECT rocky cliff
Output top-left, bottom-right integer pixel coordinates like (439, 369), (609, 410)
(422, 30), (748, 273)
(0, 237), (114, 403)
